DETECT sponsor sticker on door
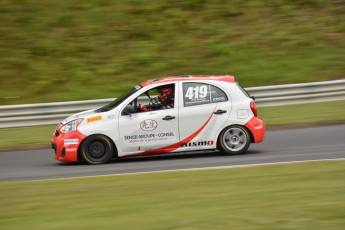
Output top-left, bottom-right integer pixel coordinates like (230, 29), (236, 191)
(123, 132), (176, 144)
(140, 119), (158, 131)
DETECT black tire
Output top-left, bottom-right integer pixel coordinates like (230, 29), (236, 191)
(218, 125), (251, 155)
(81, 135), (114, 164)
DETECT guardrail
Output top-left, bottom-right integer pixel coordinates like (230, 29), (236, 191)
(1, 79), (344, 128)
(246, 79), (345, 106)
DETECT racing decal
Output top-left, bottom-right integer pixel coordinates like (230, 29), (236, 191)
(65, 148), (77, 152)
(185, 85), (208, 100)
(212, 96), (227, 103)
(64, 139), (79, 145)
(184, 83), (211, 106)
(123, 132), (176, 144)
(180, 140), (214, 147)
(126, 104), (218, 156)
(183, 83), (228, 107)
(87, 115), (102, 123)
(140, 119), (158, 131)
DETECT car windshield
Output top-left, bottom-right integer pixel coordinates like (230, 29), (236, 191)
(95, 85), (142, 112)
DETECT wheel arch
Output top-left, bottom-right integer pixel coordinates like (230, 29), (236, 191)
(77, 133), (118, 161)
(216, 124), (254, 150)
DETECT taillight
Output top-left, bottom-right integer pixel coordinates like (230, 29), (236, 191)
(250, 101), (258, 117)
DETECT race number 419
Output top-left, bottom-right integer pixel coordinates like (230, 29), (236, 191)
(185, 85), (208, 99)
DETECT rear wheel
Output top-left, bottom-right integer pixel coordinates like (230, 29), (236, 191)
(218, 125), (251, 155)
(81, 135), (113, 164)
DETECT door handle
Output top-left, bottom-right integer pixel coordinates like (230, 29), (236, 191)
(214, 110), (227, 114)
(162, 115), (176, 120)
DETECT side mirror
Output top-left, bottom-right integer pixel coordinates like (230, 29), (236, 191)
(121, 105), (136, 116)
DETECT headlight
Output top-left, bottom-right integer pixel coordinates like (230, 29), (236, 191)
(60, 118), (84, 133)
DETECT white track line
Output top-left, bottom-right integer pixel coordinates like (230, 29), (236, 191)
(6, 157), (345, 183)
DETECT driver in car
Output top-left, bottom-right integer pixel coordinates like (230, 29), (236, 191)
(138, 86), (174, 112)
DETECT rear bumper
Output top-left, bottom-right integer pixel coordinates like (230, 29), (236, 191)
(244, 117), (265, 143)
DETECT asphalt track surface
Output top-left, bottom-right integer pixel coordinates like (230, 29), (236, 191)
(1, 124), (344, 182)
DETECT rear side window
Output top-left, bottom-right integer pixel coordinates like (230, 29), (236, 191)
(183, 82), (228, 107)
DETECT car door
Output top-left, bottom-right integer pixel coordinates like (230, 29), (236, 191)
(178, 81), (231, 150)
(118, 83), (179, 156)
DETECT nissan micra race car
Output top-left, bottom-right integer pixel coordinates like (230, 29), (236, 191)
(52, 75), (265, 164)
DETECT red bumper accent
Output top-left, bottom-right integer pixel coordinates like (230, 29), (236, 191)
(51, 129), (86, 162)
(244, 117), (265, 143)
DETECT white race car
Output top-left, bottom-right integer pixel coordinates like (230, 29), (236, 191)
(52, 75), (265, 164)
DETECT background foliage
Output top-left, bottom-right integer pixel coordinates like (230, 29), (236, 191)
(0, 0), (344, 104)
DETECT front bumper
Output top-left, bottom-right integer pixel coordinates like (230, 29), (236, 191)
(51, 128), (86, 162)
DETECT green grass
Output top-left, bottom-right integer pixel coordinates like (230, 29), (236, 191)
(0, 0), (344, 105)
(0, 100), (344, 151)
(0, 125), (56, 151)
(258, 100), (345, 126)
(1, 160), (345, 229)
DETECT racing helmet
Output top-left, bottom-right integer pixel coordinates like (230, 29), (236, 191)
(158, 87), (174, 107)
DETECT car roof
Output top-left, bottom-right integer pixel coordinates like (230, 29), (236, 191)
(140, 75), (235, 87)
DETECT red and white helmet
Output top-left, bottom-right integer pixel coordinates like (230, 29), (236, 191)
(158, 87), (174, 107)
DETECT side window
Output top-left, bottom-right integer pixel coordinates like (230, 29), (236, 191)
(183, 83), (228, 107)
(125, 84), (175, 114)
(210, 85), (228, 103)
(183, 83), (211, 107)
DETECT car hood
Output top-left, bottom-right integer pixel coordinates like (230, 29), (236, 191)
(62, 109), (96, 124)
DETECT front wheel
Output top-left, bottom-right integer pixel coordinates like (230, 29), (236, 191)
(81, 135), (114, 164)
(218, 125), (251, 155)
